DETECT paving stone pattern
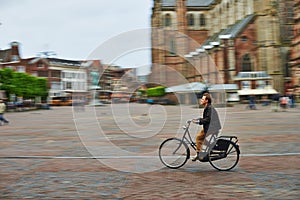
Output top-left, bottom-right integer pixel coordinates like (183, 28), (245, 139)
(0, 103), (299, 199)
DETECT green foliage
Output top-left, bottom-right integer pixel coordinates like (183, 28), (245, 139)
(0, 68), (48, 100)
(147, 86), (166, 97)
(137, 89), (147, 96)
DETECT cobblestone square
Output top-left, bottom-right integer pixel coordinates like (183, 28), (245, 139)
(0, 103), (299, 199)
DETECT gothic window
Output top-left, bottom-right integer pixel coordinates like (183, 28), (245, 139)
(241, 36), (248, 42)
(284, 51), (291, 77)
(164, 14), (172, 27)
(241, 54), (252, 72)
(287, 6), (293, 20)
(200, 14), (206, 26)
(169, 38), (176, 56)
(288, 26), (294, 39)
(187, 14), (194, 26)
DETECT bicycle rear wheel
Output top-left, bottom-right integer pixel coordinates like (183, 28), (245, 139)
(159, 138), (190, 169)
(208, 140), (239, 171)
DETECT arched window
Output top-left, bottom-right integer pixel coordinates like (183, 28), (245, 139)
(187, 14), (194, 26)
(241, 54), (252, 72)
(241, 36), (248, 42)
(284, 51), (291, 77)
(169, 38), (176, 56)
(164, 14), (172, 27)
(200, 14), (206, 26)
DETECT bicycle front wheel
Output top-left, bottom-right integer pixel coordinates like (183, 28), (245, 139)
(208, 140), (239, 171)
(159, 138), (190, 169)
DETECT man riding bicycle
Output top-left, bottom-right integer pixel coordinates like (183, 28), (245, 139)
(191, 93), (221, 161)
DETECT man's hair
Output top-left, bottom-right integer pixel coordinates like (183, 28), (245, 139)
(203, 92), (212, 104)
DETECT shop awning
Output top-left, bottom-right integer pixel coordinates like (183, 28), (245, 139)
(237, 88), (278, 96)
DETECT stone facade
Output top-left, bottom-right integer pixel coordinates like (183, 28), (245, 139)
(289, 0), (300, 96)
(150, 0), (296, 94)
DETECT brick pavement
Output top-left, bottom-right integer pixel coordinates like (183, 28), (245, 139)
(0, 103), (299, 199)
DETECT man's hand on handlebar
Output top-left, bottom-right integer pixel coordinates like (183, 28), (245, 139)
(192, 118), (199, 124)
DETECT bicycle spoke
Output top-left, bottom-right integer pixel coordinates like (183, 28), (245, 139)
(159, 138), (189, 169)
(209, 140), (239, 171)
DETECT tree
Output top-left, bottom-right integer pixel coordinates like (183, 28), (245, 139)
(0, 68), (48, 101)
(147, 86), (166, 97)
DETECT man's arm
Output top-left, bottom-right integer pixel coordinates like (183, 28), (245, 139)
(199, 106), (211, 125)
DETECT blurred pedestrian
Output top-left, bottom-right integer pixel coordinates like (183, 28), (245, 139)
(272, 93), (280, 112)
(279, 96), (289, 111)
(261, 95), (269, 106)
(248, 95), (256, 110)
(0, 99), (9, 125)
(288, 90), (296, 108)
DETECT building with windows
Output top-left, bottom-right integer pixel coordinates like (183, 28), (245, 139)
(0, 42), (103, 104)
(150, 0), (296, 95)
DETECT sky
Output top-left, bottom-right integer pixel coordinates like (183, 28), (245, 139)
(0, 0), (153, 75)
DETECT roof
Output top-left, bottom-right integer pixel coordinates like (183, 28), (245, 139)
(186, 0), (215, 7)
(221, 14), (255, 38)
(48, 58), (82, 67)
(161, 0), (176, 7)
(166, 83), (238, 93)
(161, 0), (215, 7)
(165, 82), (207, 93)
(200, 14), (255, 49)
(28, 57), (49, 64)
(0, 49), (11, 62)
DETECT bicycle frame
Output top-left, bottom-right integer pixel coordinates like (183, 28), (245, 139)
(178, 120), (240, 159)
(159, 119), (241, 170)
(180, 120), (197, 152)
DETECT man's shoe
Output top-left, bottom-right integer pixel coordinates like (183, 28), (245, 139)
(191, 154), (199, 161)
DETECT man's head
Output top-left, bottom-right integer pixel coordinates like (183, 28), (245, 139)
(200, 92), (211, 106)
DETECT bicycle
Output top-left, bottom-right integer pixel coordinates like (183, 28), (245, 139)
(159, 119), (240, 171)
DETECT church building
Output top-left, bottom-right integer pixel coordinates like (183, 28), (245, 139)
(150, 0), (295, 95)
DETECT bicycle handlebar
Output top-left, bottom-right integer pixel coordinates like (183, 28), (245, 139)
(187, 119), (199, 124)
